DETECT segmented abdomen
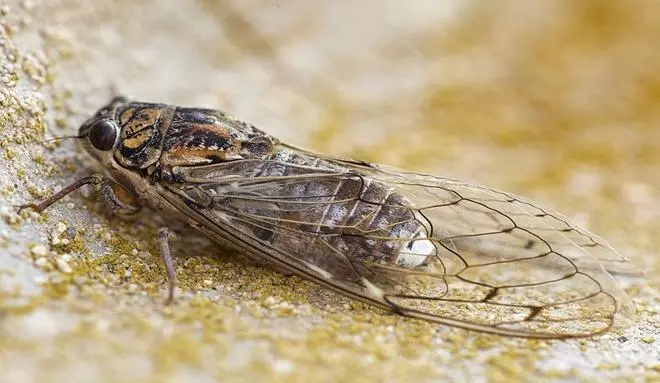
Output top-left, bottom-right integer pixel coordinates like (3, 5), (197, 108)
(231, 149), (434, 278)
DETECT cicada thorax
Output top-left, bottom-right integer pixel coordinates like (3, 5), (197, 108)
(113, 103), (276, 175)
(161, 108), (252, 167)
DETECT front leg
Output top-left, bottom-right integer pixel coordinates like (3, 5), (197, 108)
(18, 174), (106, 213)
(18, 175), (178, 303)
(18, 174), (141, 215)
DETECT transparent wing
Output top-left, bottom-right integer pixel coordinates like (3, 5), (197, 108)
(161, 154), (636, 338)
(338, 161), (637, 337)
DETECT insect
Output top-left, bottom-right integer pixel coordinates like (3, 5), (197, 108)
(20, 97), (636, 338)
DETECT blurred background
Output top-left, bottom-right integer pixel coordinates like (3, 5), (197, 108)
(0, 0), (658, 382)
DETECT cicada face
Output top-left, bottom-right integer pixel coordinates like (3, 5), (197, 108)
(77, 97), (127, 164)
(79, 97), (179, 174)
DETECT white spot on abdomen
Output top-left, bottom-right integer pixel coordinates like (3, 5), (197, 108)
(395, 233), (435, 268)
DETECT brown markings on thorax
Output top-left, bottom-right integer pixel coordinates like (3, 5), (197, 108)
(160, 108), (237, 167)
(114, 104), (276, 174)
(160, 107), (274, 168)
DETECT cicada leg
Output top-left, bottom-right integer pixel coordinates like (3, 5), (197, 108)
(17, 174), (142, 215)
(17, 174), (106, 213)
(97, 178), (141, 216)
(18, 175), (178, 304)
(157, 227), (177, 305)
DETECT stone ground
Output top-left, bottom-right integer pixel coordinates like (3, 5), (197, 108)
(0, 1), (658, 382)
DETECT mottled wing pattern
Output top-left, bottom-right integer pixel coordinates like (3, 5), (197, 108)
(164, 154), (635, 338)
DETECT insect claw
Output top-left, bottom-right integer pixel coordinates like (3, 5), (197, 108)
(15, 202), (41, 214)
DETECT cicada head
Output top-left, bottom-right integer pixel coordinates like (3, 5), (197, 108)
(79, 97), (175, 170)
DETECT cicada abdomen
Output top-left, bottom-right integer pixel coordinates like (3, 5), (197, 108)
(172, 147), (436, 282)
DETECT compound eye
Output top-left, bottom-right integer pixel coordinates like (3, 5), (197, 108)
(88, 120), (118, 151)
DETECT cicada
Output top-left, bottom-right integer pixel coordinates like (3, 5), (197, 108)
(20, 97), (636, 338)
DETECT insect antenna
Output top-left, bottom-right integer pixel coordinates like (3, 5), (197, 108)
(40, 134), (85, 145)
